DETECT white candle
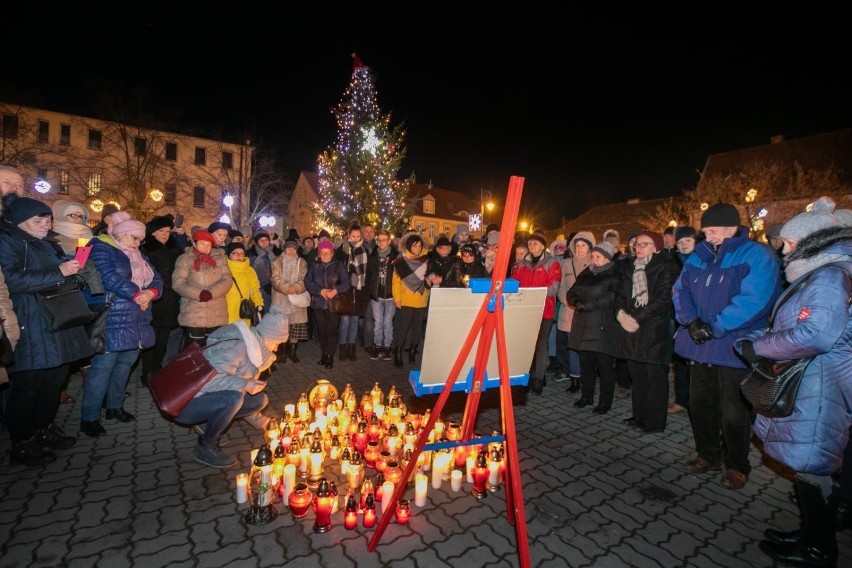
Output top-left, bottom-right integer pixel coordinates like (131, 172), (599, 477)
(431, 453), (450, 489)
(284, 403), (296, 417)
(466, 455), (476, 483)
(381, 481), (394, 515)
(236, 473), (248, 504)
(414, 473), (428, 507)
(282, 464), (296, 501)
(451, 469), (463, 492)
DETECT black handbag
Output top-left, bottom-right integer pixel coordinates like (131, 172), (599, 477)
(36, 280), (94, 331)
(84, 294), (113, 354)
(739, 265), (850, 418)
(232, 278), (260, 326)
(327, 289), (354, 315)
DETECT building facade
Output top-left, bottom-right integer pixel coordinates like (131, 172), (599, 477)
(0, 102), (252, 231)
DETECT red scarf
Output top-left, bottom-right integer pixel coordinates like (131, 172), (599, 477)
(192, 247), (217, 272)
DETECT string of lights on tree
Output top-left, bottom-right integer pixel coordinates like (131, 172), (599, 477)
(314, 53), (414, 234)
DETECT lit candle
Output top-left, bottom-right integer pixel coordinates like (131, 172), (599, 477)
(363, 494), (377, 528)
(77, 237), (90, 249)
(466, 454), (476, 483)
(284, 403), (296, 417)
(236, 473), (248, 504)
(282, 464), (296, 502)
(344, 493), (358, 530)
(250, 448), (259, 464)
(415, 472), (428, 507)
(395, 498), (411, 525)
(451, 469), (463, 492)
(381, 481), (394, 516)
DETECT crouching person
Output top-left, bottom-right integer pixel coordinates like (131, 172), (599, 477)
(176, 305), (289, 468)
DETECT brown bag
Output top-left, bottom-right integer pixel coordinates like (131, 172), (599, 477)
(327, 289), (354, 315)
(148, 343), (217, 417)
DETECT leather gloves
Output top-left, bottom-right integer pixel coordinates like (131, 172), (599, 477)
(616, 309), (639, 333)
(199, 290), (213, 302)
(687, 319), (714, 344)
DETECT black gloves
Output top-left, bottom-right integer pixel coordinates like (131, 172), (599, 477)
(735, 339), (760, 364)
(687, 319), (714, 344)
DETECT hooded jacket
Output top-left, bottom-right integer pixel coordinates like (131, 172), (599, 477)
(511, 249), (562, 320)
(747, 226), (852, 475)
(557, 231), (595, 332)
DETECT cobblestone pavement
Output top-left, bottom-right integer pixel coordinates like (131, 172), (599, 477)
(1, 339), (850, 568)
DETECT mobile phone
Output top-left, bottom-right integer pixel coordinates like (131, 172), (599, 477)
(75, 245), (93, 268)
(174, 213), (184, 228)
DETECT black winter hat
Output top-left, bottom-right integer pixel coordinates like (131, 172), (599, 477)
(435, 236), (451, 247)
(700, 203), (740, 228)
(6, 196), (52, 225)
(226, 242), (246, 255)
(228, 229), (243, 239)
(207, 221), (232, 234)
(674, 226), (696, 242)
(146, 214), (175, 233)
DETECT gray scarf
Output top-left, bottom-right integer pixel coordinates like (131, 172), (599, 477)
(785, 251), (848, 282)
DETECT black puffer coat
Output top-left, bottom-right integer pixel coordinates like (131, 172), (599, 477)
(0, 221), (93, 371)
(614, 252), (681, 365)
(566, 263), (623, 356)
(141, 234), (183, 328)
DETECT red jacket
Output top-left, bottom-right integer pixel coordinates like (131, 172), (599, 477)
(511, 252), (562, 319)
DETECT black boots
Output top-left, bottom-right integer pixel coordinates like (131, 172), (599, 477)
(529, 377), (544, 396)
(10, 435), (57, 467)
(393, 348), (403, 368)
(36, 423), (77, 450)
(279, 342), (290, 363)
(760, 477), (838, 567)
(289, 343), (300, 363)
(567, 377), (580, 393)
(317, 352), (327, 366)
(408, 344), (419, 364)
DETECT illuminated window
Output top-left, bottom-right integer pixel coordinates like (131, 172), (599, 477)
(194, 147), (206, 166)
(222, 151), (233, 170)
(1, 114), (19, 139)
(135, 137), (147, 156)
(59, 170), (70, 194)
(38, 120), (50, 143)
(87, 172), (103, 195)
(60, 124), (71, 146)
(165, 142), (177, 161)
(193, 186), (205, 207)
(164, 183), (177, 204)
(423, 197), (435, 215)
(88, 129), (102, 150)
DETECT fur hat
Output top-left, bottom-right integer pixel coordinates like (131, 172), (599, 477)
(226, 242), (246, 255)
(146, 214), (175, 233)
(701, 203), (741, 228)
(6, 196), (52, 225)
(317, 240), (334, 253)
(592, 241), (616, 260)
(254, 305), (289, 343)
(835, 209), (852, 227)
(603, 229), (620, 244)
(636, 230), (664, 253)
(780, 196), (839, 242)
(207, 221), (232, 234)
(528, 231), (547, 248)
(674, 226), (697, 242)
(192, 229), (216, 246)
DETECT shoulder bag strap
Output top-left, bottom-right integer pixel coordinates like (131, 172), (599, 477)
(231, 276), (244, 299)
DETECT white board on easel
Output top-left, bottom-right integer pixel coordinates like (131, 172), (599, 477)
(409, 285), (547, 396)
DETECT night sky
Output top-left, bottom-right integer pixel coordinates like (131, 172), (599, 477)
(4, 8), (850, 228)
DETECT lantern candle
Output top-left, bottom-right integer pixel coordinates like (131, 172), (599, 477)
(282, 464), (296, 502)
(381, 480), (394, 515)
(396, 498), (411, 525)
(451, 469), (463, 492)
(362, 494), (377, 528)
(466, 454), (476, 483)
(487, 453), (502, 491)
(284, 403), (296, 418)
(236, 473), (248, 504)
(344, 493), (358, 530)
(471, 451), (490, 498)
(414, 472), (428, 507)
(312, 478), (333, 533)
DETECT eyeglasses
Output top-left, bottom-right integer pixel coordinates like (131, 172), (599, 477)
(634, 242), (655, 249)
(65, 213), (85, 220)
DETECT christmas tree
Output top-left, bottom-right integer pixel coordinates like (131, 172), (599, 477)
(315, 53), (414, 234)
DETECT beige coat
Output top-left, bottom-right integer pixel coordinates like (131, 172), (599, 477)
(172, 247), (232, 328)
(270, 253), (308, 324)
(556, 231), (596, 333)
(0, 266), (21, 384)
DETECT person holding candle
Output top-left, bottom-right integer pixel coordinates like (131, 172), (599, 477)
(173, 305), (290, 468)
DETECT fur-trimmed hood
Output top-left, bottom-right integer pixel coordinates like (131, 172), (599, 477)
(784, 225), (852, 263)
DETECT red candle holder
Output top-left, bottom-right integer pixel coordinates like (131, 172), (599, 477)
(288, 482), (313, 518)
(312, 480), (333, 533)
(344, 493), (358, 530)
(364, 440), (381, 469)
(471, 451), (489, 499)
(395, 498), (411, 525)
(363, 494), (377, 528)
(376, 450), (391, 474)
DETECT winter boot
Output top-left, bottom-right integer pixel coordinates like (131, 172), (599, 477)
(393, 348), (404, 368)
(317, 352), (327, 366)
(326, 350), (335, 369)
(289, 342), (300, 363)
(760, 477), (838, 567)
(383, 347), (393, 361)
(339, 344), (348, 362)
(10, 435), (57, 467)
(567, 377), (581, 393)
(348, 344), (357, 361)
(36, 423), (77, 450)
(409, 343), (419, 364)
(194, 439), (237, 469)
(279, 342), (290, 364)
(529, 376), (544, 396)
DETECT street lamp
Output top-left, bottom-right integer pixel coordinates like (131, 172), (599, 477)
(480, 189), (495, 229)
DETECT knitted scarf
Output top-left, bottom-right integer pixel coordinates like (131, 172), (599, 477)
(192, 247), (217, 272)
(395, 253), (428, 293)
(785, 251), (847, 283)
(590, 261), (614, 274)
(345, 240), (369, 289)
(632, 255), (651, 307)
(117, 242), (155, 289)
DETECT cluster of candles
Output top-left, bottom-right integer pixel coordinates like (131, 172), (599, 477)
(235, 381), (507, 531)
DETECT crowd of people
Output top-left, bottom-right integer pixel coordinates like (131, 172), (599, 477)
(0, 161), (850, 566)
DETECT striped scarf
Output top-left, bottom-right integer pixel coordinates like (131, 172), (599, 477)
(632, 255), (651, 308)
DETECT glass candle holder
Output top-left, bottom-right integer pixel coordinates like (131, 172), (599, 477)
(288, 482), (313, 518)
(395, 498), (411, 525)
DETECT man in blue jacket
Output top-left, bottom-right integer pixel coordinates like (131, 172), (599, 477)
(673, 202), (781, 490)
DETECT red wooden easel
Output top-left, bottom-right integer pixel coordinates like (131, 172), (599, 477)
(368, 176), (531, 568)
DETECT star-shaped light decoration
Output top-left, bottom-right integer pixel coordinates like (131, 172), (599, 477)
(469, 213), (481, 232)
